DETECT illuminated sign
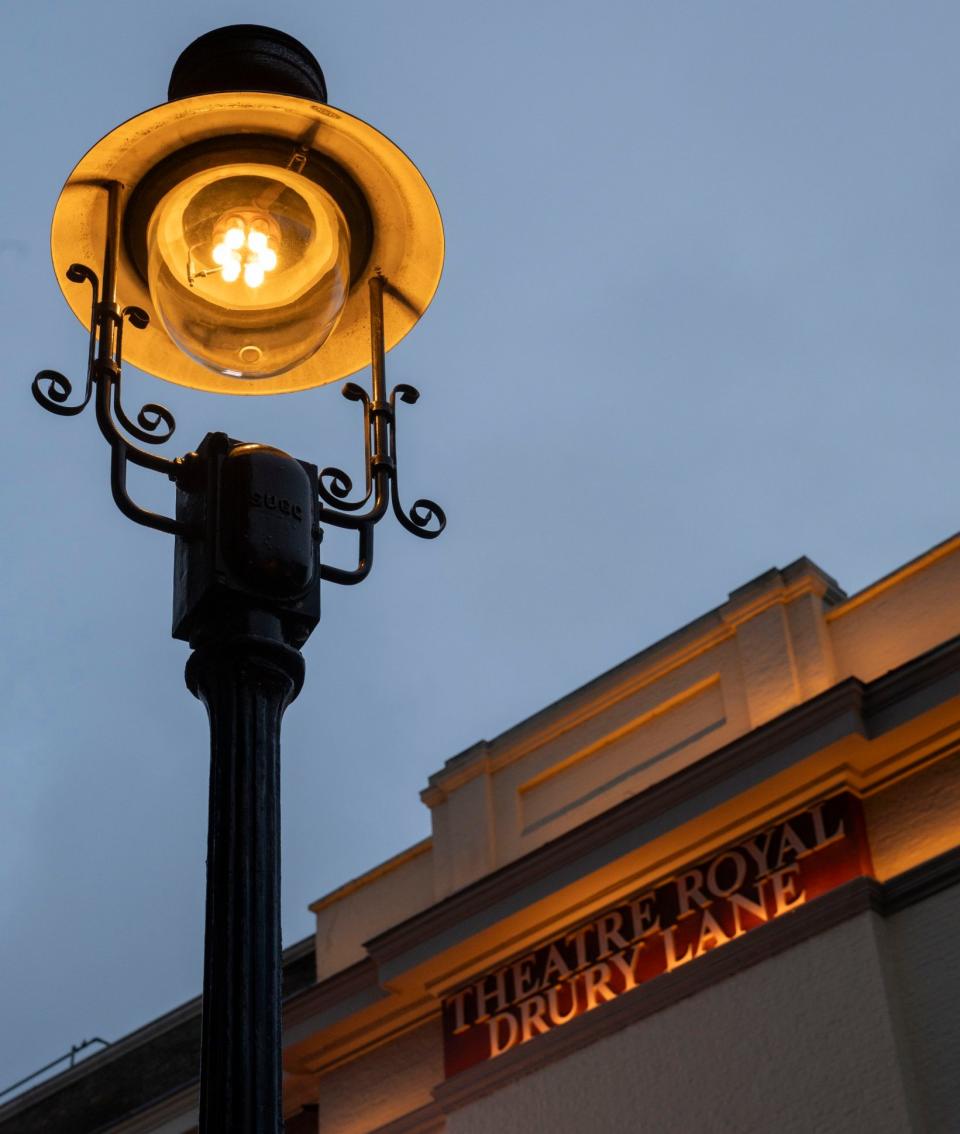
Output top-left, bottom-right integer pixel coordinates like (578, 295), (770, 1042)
(442, 793), (871, 1076)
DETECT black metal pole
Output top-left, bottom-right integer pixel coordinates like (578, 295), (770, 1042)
(186, 616), (304, 1134)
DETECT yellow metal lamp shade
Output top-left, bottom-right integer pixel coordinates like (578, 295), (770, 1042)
(51, 91), (444, 394)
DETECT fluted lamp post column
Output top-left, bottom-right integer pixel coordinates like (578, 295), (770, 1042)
(32, 26), (446, 1134)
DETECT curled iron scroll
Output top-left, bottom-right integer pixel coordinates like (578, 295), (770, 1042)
(318, 381), (373, 510)
(31, 263), (100, 417)
(388, 383), (446, 538)
(32, 369), (88, 416)
(394, 495), (447, 538)
(111, 307), (177, 445)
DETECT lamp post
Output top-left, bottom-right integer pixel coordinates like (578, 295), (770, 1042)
(31, 25), (445, 1134)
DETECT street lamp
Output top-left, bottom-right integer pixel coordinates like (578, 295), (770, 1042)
(31, 25), (445, 1134)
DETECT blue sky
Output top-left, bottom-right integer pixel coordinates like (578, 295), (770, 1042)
(4, 0), (960, 1095)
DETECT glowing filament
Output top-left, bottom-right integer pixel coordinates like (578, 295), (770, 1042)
(211, 216), (278, 289)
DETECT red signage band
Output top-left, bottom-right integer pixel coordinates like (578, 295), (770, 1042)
(442, 792), (872, 1077)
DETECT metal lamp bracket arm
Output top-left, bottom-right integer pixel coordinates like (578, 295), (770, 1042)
(315, 275), (446, 585)
(317, 517), (375, 585)
(316, 465), (388, 583)
(31, 180), (187, 537)
(95, 370), (186, 537)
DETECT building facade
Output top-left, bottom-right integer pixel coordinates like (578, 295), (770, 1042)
(4, 538), (960, 1132)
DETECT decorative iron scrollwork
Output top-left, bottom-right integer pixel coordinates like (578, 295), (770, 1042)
(316, 276), (447, 583)
(31, 368), (87, 416)
(31, 262), (99, 417)
(388, 382), (446, 539)
(31, 183), (185, 536)
(318, 382), (372, 510)
(112, 308), (177, 445)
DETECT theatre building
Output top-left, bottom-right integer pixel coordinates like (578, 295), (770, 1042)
(4, 536), (960, 1133)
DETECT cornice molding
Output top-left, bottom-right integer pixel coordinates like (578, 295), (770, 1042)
(883, 843), (960, 913)
(424, 558), (853, 804)
(422, 620), (735, 803)
(283, 958), (383, 1035)
(367, 1101), (446, 1134)
(721, 561), (842, 629)
(862, 634), (960, 727)
(309, 840), (433, 914)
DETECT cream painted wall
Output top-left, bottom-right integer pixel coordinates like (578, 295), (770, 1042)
(889, 885), (960, 1133)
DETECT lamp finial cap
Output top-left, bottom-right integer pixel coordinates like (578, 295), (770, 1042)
(168, 25), (327, 103)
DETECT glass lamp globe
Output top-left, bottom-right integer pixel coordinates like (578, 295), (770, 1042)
(147, 165), (350, 379)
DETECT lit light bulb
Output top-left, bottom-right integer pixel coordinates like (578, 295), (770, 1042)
(243, 261), (265, 288)
(210, 212), (279, 290)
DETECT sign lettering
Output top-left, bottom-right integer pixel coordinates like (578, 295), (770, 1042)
(442, 793), (870, 1076)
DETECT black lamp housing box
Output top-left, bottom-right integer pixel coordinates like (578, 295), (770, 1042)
(173, 431), (321, 647)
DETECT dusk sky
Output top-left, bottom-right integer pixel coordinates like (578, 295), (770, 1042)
(4, 0), (960, 1096)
